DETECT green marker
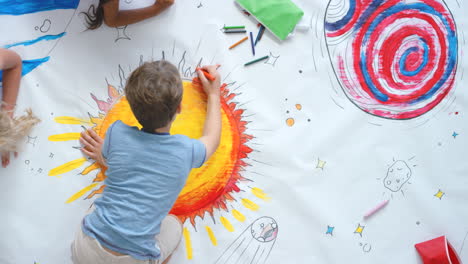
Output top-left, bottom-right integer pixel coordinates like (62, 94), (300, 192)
(244, 55), (269, 66)
(224, 26), (245, 29)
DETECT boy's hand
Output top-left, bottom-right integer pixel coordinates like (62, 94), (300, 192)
(80, 129), (106, 166)
(156, 0), (174, 8)
(197, 65), (221, 97)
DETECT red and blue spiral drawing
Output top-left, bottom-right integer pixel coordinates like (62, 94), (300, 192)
(325, 0), (458, 120)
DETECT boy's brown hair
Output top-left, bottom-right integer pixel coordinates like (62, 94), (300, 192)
(125, 61), (183, 132)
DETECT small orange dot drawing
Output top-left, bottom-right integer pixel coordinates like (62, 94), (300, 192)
(295, 104), (302, 110)
(286, 118), (295, 127)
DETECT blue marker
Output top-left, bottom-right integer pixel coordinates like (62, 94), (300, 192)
(254, 25), (265, 46)
(250, 31), (255, 56)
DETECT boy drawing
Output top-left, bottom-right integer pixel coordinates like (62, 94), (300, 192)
(71, 61), (221, 264)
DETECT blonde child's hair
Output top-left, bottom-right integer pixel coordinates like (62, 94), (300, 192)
(0, 107), (40, 152)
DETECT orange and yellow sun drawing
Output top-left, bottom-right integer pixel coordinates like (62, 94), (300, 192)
(48, 67), (271, 258)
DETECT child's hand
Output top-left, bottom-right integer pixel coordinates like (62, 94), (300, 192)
(1, 152), (17, 168)
(156, 0), (174, 8)
(197, 65), (221, 97)
(80, 129), (106, 166)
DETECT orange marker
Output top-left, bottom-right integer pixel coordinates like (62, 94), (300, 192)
(196, 67), (215, 81)
(229, 36), (248, 50)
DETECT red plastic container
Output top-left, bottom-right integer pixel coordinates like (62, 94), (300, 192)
(415, 236), (462, 264)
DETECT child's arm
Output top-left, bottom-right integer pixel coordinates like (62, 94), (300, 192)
(0, 48), (22, 118)
(197, 66), (222, 160)
(102, 0), (174, 27)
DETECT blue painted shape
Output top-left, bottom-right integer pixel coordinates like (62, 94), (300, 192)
(325, 0), (356, 32)
(399, 40), (429, 77)
(355, 0), (385, 31)
(0, 57), (49, 82)
(0, 0), (79, 15)
(359, 3), (457, 103)
(3, 32), (66, 49)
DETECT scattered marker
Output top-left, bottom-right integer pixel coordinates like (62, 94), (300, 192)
(364, 200), (389, 219)
(249, 31), (255, 56)
(196, 68), (216, 81)
(244, 55), (269, 66)
(224, 29), (247, 34)
(229, 36), (248, 49)
(224, 25), (245, 30)
(254, 25), (265, 46)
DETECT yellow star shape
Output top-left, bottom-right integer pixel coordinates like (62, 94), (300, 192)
(316, 158), (326, 170)
(354, 224), (365, 237)
(434, 189), (445, 200)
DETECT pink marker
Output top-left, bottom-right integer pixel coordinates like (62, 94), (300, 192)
(364, 200), (389, 219)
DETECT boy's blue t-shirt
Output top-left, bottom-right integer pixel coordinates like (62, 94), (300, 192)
(82, 120), (206, 260)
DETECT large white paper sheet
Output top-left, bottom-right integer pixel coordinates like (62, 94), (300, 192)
(1, 0), (467, 263)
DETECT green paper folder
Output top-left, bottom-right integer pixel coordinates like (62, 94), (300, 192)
(235, 0), (304, 40)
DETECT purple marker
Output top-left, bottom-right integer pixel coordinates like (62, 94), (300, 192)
(250, 31), (255, 56)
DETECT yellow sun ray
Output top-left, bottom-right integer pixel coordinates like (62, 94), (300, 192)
(81, 163), (100, 175)
(251, 187), (272, 201)
(220, 216), (234, 232)
(48, 158), (87, 177)
(205, 226), (217, 246)
(231, 209), (246, 222)
(241, 198), (259, 211)
(48, 132), (81, 142)
(66, 183), (100, 204)
(54, 116), (92, 125)
(183, 228), (193, 260)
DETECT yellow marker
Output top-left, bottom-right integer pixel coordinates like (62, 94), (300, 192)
(295, 104), (302, 110)
(251, 187), (271, 201)
(241, 198), (259, 211)
(48, 132), (81, 142)
(49, 158), (87, 177)
(66, 183), (99, 203)
(232, 209), (246, 222)
(286, 118), (295, 127)
(183, 228), (193, 259)
(205, 226), (217, 246)
(220, 216), (234, 232)
(54, 116), (92, 125)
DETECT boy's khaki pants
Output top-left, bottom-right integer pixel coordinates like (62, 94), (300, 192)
(71, 206), (182, 264)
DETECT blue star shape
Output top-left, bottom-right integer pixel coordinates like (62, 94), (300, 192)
(326, 225), (334, 235)
(453, 131), (459, 138)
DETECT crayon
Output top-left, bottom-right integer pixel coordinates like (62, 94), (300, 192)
(244, 55), (269, 66)
(196, 68), (215, 81)
(254, 25), (265, 46)
(364, 200), (389, 219)
(224, 29), (247, 34)
(229, 36), (249, 49)
(249, 31), (255, 56)
(223, 26), (245, 29)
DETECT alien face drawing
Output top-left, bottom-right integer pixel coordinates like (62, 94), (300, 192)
(384, 160), (412, 192)
(215, 216), (279, 264)
(251, 217), (278, 243)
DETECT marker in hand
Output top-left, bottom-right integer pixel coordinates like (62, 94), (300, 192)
(196, 67), (216, 82)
